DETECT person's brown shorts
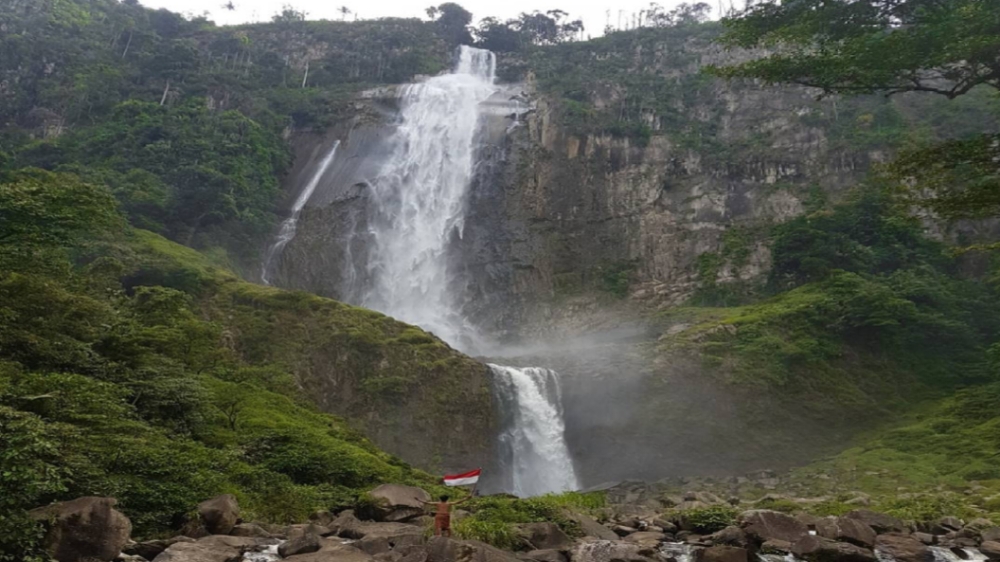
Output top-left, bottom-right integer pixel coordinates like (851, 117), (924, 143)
(435, 514), (451, 531)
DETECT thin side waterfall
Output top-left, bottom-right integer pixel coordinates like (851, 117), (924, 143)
(490, 365), (579, 496)
(261, 140), (341, 285)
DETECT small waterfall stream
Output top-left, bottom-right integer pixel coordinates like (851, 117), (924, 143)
(260, 140), (341, 285)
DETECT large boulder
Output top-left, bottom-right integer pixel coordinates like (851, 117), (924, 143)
(739, 510), (809, 544)
(982, 528), (1000, 543)
(571, 514), (619, 541)
(197, 495), (240, 535)
(124, 537), (195, 560)
(707, 527), (748, 547)
(426, 537), (522, 562)
(791, 536), (876, 562)
(624, 532), (668, 548)
(829, 518), (877, 548)
(845, 511), (904, 534)
(518, 523), (574, 551)
(285, 542), (378, 562)
(371, 485), (432, 523)
(696, 546), (748, 562)
(281, 532), (324, 557)
(568, 540), (662, 562)
(231, 523), (271, 538)
(874, 534), (933, 562)
(29, 496), (132, 562)
(980, 541), (1000, 561)
(152, 535), (260, 562)
(520, 550), (567, 562)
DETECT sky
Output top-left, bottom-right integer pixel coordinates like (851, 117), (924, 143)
(138, 0), (713, 38)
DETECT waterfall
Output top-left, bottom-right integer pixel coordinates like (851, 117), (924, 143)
(491, 365), (579, 496)
(261, 140), (341, 285)
(358, 46), (496, 349)
(320, 46), (577, 496)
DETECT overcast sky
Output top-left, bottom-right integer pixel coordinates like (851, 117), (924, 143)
(138, 0), (711, 37)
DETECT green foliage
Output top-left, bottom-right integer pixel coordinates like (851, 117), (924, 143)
(676, 505), (738, 533)
(714, 0), (1000, 98)
(454, 492), (605, 549)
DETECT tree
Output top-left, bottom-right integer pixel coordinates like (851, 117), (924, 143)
(428, 3), (473, 45)
(338, 6), (352, 21)
(713, 0), (1000, 222)
(272, 4), (306, 23)
(647, 2), (713, 27)
(713, 0), (1000, 98)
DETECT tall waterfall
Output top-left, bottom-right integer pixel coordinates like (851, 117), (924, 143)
(261, 140), (341, 285)
(491, 365), (580, 496)
(309, 46), (577, 496)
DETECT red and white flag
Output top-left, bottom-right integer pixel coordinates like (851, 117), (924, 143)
(443, 468), (481, 487)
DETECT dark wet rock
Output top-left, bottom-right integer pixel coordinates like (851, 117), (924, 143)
(152, 536), (259, 562)
(739, 510), (809, 544)
(231, 523), (272, 538)
(518, 523), (574, 551)
(29, 496), (132, 562)
(845, 511), (904, 534)
(519, 549), (568, 562)
(624, 532), (667, 548)
(696, 546), (748, 562)
(874, 534), (933, 562)
(281, 532), (323, 557)
(980, 541), (1000, 560)
(198, 495), (240, 535)
(567, 540), (661, 562)
(572, 514), (619, 541)
(791, 536), (876, 562)
(912, 533), (935, 546)
(707, 526), (748, 547)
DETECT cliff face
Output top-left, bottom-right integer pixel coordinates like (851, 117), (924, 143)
(270, 27), (996, 486)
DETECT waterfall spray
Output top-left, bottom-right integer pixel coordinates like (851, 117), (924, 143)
(261, 140), (340, 285)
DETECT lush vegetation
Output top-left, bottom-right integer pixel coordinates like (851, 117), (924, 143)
(0, 166), (487, 558)
(452, 492), (605, 549)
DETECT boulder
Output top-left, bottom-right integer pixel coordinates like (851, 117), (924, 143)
(980, 541), (1000, 560)
(311, 511), (337, 527)
(117, 555), (146, 562)
(198, 495), (240, 535)
(284, 542), (377, 562)
(520, 550), (568, 562)
(624, 532), (667, 548)
(288, 523), (336, 540)
(739, 510), (809, 544)
(124, 537), (195, 560)
(874, 534), (933, 562)
(370, 485), (433, 523)
(426, 537), (522, 562)
(334, 511), (365, 538)
(790, 536), (876, 562)
(567, 540), (661, 562)
(760, 540), (793, 554)
(707, 526), (748, 547)
(281, 532), (323, 557)
(833, 518), (877, 548)
(231, 523), (271, 538)
(965, 519), (994, 530)
(29, 496), (132, 562)
(982, 528), (1000, 543)
(613, 525), (639, 537)
(912, 533), (935, 546)
(653, 519), (679, 534)
(518, 523), (574, 551)
(845, 511), (904, 534)
(377, 553), (405, 562)
(696, 546), (747, 562)
(937, 518), (964, 532)
(572, 514), (619, 541)
(152, 535), (259, 562)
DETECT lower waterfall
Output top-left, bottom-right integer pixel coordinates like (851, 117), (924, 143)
(490, 365), (579, 497)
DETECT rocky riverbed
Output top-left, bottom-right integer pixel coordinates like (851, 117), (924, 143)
(24, 480), (1000, 562)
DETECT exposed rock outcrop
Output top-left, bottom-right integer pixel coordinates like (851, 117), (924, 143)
(29, 496), (132, 562)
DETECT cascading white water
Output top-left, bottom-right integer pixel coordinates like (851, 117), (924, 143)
(360, 47), (496, 349)
(490, 365), (579, 496)
(261, 140), (341, 285)
(332, 46), (576, 496)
